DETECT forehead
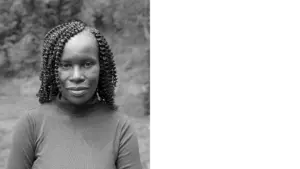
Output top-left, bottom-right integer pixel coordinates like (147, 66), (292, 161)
(61, 30), (98, 60)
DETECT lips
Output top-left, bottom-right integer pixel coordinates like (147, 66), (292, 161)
(66, 86), (89, 97)
(66, 86), (89, 91)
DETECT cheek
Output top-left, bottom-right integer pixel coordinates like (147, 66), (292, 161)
(90, 66), (100, 77)
(86, 66), (100, 85)
(58, 71), (68, 81)
(58, 69), (68, 84)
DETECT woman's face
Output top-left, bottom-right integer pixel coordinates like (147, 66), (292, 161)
(58, 31), (100, 105)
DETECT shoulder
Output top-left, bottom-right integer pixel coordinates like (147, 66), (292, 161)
(26, 102), (54, 116)
(113, 111), (134, 128)
(111, 111), (138, 138)
(16, 102), (56, 129)
(13, 103), (57, 141)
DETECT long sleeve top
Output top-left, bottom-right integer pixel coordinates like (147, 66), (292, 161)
(6, 96), (142, 169)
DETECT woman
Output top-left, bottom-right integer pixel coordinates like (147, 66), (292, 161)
(6, 20), (142, 169)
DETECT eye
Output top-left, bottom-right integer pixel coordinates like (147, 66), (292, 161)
(60, 63), (72, 69)
(83, 62), (93, 68)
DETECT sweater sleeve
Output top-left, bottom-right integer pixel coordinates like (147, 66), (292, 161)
(116, 119), (143, 169)
(6, 111), (36, 169)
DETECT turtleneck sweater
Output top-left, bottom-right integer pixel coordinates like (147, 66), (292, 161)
(5, 96), (142, 169)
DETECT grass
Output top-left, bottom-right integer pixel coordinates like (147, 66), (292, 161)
(0, 42), (150, 169)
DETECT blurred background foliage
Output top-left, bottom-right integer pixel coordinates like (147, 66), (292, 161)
(0, 0), (150, 116)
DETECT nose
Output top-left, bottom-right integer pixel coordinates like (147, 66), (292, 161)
(70, 66), (84, 83)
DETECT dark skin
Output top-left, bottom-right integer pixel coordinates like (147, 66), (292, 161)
(58, 30), (100, 105)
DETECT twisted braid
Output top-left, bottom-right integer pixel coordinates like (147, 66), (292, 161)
(37, 20), (118, 110)
(38, 23), (71, 100)
(89, 28), (118, 108)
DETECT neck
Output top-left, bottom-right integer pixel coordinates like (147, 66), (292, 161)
(54, 93), (102, 116)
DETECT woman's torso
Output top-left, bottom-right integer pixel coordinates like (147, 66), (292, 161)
(29, 103), (124, 169)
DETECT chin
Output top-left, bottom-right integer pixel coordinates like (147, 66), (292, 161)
(70, 100), (86, 105)
(68, 96), (91, 105)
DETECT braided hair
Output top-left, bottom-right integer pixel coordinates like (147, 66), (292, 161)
(37, 20), (118, 110)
